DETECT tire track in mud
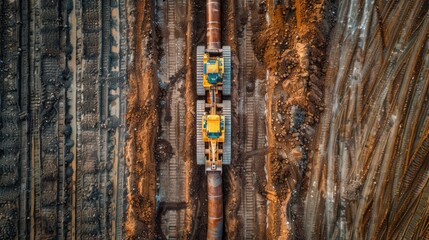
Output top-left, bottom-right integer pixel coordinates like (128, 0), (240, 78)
(99, 1), (111, 236)
(98, 0), (128, 237)
(38, 2), (66, 238)
(74, 1), (105, 237)
(29, 0), (42, 237)
(66, 0), (128, 238)
(18, 0), (31, 238)
(26, 0), (68, 238)
(0, 0), (129, 238)
(112, 0), (129, 238)
(67, 0), (81, 238)
(154, 0), (188, 238)
(233, 0), (268, 238)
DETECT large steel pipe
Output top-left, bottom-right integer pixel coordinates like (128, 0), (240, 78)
(206, 0), (221, 50)
(206, 0), (223, 239)
(207, 171), (223, 239)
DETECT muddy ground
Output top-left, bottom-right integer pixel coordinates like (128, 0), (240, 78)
(0, 0), (428, 239)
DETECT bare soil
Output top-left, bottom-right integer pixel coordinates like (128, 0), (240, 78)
(2, 0), (429, 239)
(248, 0), (335, 238)
(125, 0), (159, 238)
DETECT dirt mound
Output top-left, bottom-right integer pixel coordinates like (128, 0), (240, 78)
(125, 0), (160, 238)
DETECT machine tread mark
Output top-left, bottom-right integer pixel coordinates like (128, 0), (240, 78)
(223, 100), (231, 165)
(222, 46), (231, 96)
(196, 100), (206, 165)
(196, 46), (206, 96)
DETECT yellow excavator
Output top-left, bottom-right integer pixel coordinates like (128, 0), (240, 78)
(197, 46), (231, 172)
(201, 89), (226, 171)
(196, 1), (231, 238)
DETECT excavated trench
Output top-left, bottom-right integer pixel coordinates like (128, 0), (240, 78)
(125, 1), (425, 239)
(125, 0), (334, 238)
(125, 0), (159, 238)
(126, 0), (429, 239)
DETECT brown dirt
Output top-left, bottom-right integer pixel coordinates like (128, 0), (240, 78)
(121, 0), (342, 238)
(2, 0), (429, 239)
(250, 0), (335, 238)
(125, 0), (160, 238)
(183, 0), (199, 238)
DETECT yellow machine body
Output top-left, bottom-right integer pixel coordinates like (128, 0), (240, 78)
(203, 53), (224, 88)
(202, 113), (225, 171)
(202, 114), (225, 142)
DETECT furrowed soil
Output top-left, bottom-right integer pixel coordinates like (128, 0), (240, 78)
(250, 0), (335, 238)
(125, 0), (159, 238)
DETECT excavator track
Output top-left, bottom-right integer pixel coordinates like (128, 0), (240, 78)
(222, 100), (232, 165)
(222, 46), (231, 96)
(197, 46), (206, 96)
(196, 100), (206, 165)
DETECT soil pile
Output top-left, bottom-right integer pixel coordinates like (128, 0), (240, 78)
(125, 0), (159, 238)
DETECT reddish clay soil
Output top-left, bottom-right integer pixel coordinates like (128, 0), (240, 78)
(125, 0), (159, 238)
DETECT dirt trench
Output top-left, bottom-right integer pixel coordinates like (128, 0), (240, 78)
(126, 0), (335, 238)
(221, 0), (242, 238)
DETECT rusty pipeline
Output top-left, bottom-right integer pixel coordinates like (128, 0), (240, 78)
(207, 171), (223, 239)
(206, 0), (221, 50)
(206, 0), (224, 239)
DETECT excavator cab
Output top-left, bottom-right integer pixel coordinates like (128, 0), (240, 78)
(203, 53), (224, 87)
(202, 114), (225, 141)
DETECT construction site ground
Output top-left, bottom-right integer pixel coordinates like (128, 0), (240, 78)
(0, 0), (428, 239)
